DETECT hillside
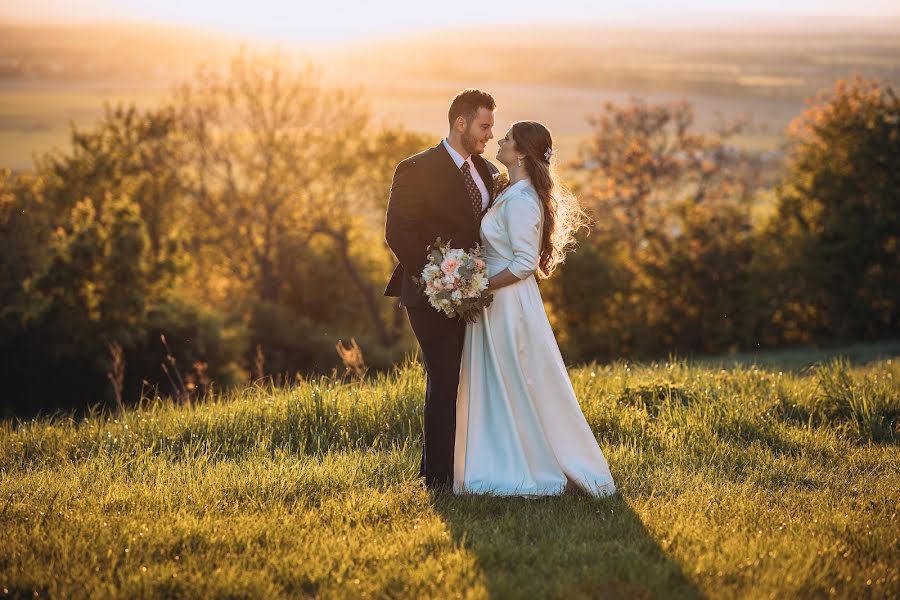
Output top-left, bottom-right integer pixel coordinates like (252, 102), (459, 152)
(2, 355), (897, 598)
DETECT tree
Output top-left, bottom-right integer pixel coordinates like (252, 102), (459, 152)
(0, 111), (247, 415)
(0, 170), (52, 339)
(174, 51), (368, 307)
(175, 52), (432, 348)
(304, 126), (434, 347)
(766, 76), (900, 341)
(25, 194), (152, 357)
(0, 52), (435, 414)
(548, 99), (762, 359)
(37, 104), (185, 269)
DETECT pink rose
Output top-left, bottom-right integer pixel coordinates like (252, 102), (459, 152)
(441, 257), (459, 276)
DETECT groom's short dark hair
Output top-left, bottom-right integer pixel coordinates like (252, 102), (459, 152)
(448, 89), (496, 128)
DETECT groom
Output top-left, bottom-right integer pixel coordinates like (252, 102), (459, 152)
(384, 89), (498, 491)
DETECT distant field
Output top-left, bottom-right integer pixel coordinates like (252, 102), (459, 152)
(360, 77), (798, 152)
(0, 84), (165, 169)
(0, 79), (794, 170)
(2, 23), (898, 169)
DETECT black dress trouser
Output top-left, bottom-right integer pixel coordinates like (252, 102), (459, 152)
(405, 305), (467, 488)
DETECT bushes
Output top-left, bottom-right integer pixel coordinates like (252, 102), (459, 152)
(764, 76), (900, 342)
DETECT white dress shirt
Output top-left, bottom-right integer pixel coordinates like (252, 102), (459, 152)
(442, 138), (490, 211)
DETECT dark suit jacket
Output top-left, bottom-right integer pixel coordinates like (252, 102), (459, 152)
(384, 142), (500, 307)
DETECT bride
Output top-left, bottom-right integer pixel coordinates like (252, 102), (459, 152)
(453, 121), (617, 497)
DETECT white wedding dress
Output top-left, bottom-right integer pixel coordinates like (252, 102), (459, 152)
(453, 178), (617, 497)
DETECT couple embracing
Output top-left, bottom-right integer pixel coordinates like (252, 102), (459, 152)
(385, 89), (616, 497)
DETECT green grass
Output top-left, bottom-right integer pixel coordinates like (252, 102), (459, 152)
(1, 353), (898, 599)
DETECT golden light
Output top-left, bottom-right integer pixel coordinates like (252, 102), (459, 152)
(3, 1), (897, 43)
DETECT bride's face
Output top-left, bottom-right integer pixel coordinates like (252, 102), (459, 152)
(496, 128), (522, 167)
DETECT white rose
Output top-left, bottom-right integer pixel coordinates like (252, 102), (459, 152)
(471, 272), (487, 291)
(448, 248), (466, 262)
(423, 264), (441, 279)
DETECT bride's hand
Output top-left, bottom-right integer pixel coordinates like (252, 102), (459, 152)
(487, 269), (521, 291)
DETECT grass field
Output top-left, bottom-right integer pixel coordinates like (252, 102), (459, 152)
(2, 347), (898, 598)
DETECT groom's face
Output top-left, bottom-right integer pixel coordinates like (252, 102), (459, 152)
(461, 107), (495, 155)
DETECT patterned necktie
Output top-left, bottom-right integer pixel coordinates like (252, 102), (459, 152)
(460, 161), (484, 221)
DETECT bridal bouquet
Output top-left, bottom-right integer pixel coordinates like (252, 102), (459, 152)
(419, 237), (493, 323)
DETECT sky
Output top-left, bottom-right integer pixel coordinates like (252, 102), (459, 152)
(2, 0), (899, 42)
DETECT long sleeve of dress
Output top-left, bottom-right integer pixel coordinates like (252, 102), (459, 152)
(505, 190), (544, 280)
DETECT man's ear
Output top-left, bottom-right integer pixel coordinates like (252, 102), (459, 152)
(454, 115), (467, 133)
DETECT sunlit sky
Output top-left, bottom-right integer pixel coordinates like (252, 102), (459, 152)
(2, 0), (899, 42)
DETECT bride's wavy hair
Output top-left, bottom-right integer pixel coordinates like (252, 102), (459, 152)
(511, 121), (589, 279)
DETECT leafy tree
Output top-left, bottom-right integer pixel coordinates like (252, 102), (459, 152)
(1, 52), (441, 414)
(37, 104), (185, 269)
(173, 51), (368, 306)
(24, 194), (152, 356)
(0, 170), (53, 338)
(765, 76), (899, 341)
(172, 52), (426, 352)
(549, 99), (762, 359)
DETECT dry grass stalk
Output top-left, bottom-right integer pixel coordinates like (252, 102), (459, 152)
(106, 341), (125, 413)
(335, 338), (368, 381)
(254, 344), (265, 383)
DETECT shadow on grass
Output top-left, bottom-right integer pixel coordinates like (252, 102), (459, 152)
(431, 490), (704, 600)
(689, 337), (900, 372)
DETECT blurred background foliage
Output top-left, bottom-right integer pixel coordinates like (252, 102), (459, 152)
(0, 50), (897, 417)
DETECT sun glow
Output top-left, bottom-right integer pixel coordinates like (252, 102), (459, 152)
(3, 0), (898, 43)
